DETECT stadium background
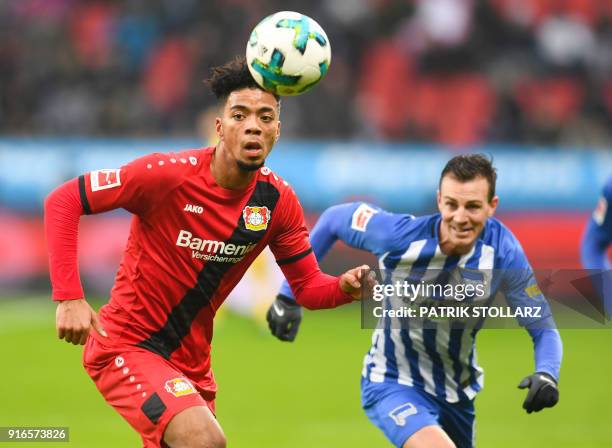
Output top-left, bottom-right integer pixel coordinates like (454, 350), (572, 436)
(1, 0), (611, 446)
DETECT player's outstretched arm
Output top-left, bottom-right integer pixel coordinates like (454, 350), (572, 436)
(56, 298), (107, 345)
(278, 250), (373, 310)
(266, 263), (374, 341)
(267, 203), (355, 341)
(268, 202), (403, 341)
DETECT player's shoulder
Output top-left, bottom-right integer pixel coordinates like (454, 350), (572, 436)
(256, 165), (294, 197)
(405, 213), (438, 238)
(413, 213), (438, 228)
(370, 212), (431, 252)
(483, 217), (513, 242)
(354, 212), (431, 255)
(350, 202), (418, 232)
(483, 217), (524, 257)
(129, 147), (209, 175)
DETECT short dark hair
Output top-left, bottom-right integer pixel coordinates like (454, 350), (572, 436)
(206, 56), (280, 104)
(439, 154), (497, 201)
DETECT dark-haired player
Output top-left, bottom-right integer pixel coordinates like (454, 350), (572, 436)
(268, 155), (562, 448)
(44, 57), (371, 448)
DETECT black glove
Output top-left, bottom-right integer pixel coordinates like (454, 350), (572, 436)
(518, 372), (559, 414)
(266, 294), (303, 342)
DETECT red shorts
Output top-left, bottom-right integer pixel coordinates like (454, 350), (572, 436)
(83, 336), (215, 448)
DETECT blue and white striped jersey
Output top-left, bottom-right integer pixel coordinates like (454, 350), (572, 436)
(279, 202), (562, 403)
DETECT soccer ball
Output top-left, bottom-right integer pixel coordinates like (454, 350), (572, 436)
(246, 11), (331, 96)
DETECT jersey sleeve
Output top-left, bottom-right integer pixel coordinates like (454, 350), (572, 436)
(526, 327), (563, 381)
(500, 233), (556, 329)
(319, 202), (414, 256)
(500, 232), (562, 379)
(268, 186), (313, 265)
(278, 251), (353, 309)
(581, 177), (612, 270)
(79, 152), (192, 216)
(45, 178), (86, 300)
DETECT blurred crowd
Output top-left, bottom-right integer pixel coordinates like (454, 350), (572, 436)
(1, 0), (611, 146)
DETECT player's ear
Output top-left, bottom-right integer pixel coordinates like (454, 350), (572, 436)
(488, 196), (499, 216)
(275, 120), (281, 141)
(215, 117), (223, 140)
(436, 190), (442, 209)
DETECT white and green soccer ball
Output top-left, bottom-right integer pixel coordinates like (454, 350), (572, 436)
(246, 11), (331, 96)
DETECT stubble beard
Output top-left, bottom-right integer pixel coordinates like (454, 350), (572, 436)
(237, 159), (265, 172)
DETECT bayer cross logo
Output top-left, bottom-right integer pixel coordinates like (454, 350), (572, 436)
(243, 206), (271, 231)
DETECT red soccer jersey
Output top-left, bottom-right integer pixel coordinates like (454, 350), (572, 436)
(70, 147), (315, 394)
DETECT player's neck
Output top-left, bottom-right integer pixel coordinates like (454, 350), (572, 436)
(210, 144), (257, 190)
(439, 241), (473, 256)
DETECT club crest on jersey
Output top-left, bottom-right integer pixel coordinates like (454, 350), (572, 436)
(243, 206), (271, 231)
(90, 169), (121, 191)
(388, 402), (417, 426)
(164, 378), (197, 397)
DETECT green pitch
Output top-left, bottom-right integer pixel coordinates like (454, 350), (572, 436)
(1, 298), (611, 447)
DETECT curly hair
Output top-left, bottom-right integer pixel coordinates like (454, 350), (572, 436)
(206, 56), (280, 103)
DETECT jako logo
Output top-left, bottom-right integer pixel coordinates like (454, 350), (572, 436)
(184, 204), (203, 214)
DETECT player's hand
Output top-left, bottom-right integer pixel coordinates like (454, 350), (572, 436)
(55, 298), (107, 345)
(266, 294), (303, 342)
(517, 372), (559, 413)
(340, 265), (376, 301)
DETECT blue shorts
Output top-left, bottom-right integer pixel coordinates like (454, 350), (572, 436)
(361, 379), (475, 448)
